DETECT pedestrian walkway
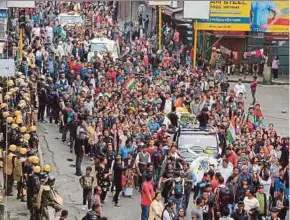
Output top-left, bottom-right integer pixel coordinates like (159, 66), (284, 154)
(0, 172), (29, 220)
(225, 74), (289, 85)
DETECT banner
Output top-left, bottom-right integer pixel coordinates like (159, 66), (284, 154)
(148, 1), (171, 6)
(196, 1), (289, 33)
(250, 1), (289, 33)
(0, 59), (15, 77)
(6, 1), (35, 8)
(183, 1), (210, 19)
(0, 9), (8, 41)
(197, 1), (251, 31)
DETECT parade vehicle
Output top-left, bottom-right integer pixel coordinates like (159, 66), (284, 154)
(58, 12), (84, 27)
(88, 37), (119, 61)
(173, 107), (219, 160)
(172, 107), (221, 182)
(174, 127), (219, 162)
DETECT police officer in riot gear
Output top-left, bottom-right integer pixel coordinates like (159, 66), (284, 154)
(27, 165), (41, 220)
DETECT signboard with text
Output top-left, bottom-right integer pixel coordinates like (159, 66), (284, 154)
(148, 1), (171, 6)
(197, 1), (251, 31)
(196, 1), (289, 33)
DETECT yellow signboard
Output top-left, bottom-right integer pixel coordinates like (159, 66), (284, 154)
(197, 1), (251, 31)
(196, 1), (289, 33)
(148, 1), (171, 6)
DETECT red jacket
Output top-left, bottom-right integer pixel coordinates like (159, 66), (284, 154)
(107, 70), (116, 81)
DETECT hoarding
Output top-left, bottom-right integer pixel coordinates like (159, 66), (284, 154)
(196, 1), (289, 33)
(183, 1), (210, 19)
(148, 1), (171, 6)
(0, 9), (8, 41)
(197, 1), (251, 31)
(0, 59), (15, 77)
(250, 1), (289, 33)
(6, 1), (35, 8)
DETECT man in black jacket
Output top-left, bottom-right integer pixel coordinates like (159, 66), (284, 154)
(68, 114), (79, 153)
(38, 85), (48, 122)
(231, 201), (248, 220)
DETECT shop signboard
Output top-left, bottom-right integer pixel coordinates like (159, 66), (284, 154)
(196, 1), (289, 33)
(148, 1), (171, 6)
(183, 1), (210, 19)
(265, 32), (289, 40)
(250, 1), (289, 33)
(197, 1), (251, 31)
(0, 59), (15, 77)
(6, 1), (35, 8)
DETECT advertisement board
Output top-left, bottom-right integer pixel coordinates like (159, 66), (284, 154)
(6, 1), (35, 8)
(0, 9), (8, 41)
(196, 1), (289, 33)
(183, 1), (210, 19)
(0, 59), (15, 77)
(197, 1), (251, 31)
(148, 1), (171, 6)
(250, 1), (289, 33)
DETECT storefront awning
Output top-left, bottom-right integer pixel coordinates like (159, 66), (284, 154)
(161, 5), (183, 17)
(211, 31), (246, 38)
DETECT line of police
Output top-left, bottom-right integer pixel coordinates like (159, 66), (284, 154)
(0, 74), (62, 220)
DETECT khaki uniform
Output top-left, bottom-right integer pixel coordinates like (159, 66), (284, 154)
(14, 157), (27, 200)
(3, 152), (16, 195)
(13, 157), (26, 182)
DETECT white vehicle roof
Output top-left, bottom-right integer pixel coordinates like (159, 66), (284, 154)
(58, 12), (83, 26)
(91, 38), (116, 44)
(59, 12), (81, 16)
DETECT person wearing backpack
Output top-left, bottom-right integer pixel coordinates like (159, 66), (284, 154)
(170, 171), (185, 214)
(215, 176), (231, 218)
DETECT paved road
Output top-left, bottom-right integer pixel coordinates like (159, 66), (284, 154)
(5, 84), (289, 220)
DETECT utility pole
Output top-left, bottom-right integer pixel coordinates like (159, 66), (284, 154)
(158, 6), (162, 50)
(193, 20), (198, 67)
(18, 8), (26, 60)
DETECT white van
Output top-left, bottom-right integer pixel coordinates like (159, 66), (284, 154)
(88, 38), (119, 62)
(58, 12), (83, 26)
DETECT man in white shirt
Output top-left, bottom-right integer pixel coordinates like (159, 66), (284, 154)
(163, 93), (172, 114)
(64, 39), (73, 57)
(218, 158), (233, 182)
(243, 189), (260, 215)
(32, 24), (40, 37)
(83, 37), (91, 54)
(45, 24), (54, 42)
(234, 79), (247, 98)
(200, 76), (209, 92)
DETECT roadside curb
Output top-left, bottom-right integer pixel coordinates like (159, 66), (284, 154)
(227, 79), (289, 85)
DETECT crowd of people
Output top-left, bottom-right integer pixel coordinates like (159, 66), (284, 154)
(0, 1), (289, 220)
